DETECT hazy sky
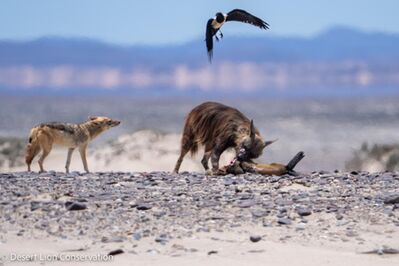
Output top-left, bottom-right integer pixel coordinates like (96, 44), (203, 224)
(1, 0), (398, 45)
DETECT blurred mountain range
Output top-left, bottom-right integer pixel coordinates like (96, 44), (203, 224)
(1, 26), (399, 96)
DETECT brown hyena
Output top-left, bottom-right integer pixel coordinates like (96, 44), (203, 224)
(173, 101), (274, 174)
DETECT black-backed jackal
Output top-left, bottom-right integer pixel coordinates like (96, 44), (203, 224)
(25, 116), (120, 173)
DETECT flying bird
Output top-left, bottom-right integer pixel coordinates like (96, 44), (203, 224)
(206, 9), (269, 62)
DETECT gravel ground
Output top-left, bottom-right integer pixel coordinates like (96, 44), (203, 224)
(0, 171), (399, 262)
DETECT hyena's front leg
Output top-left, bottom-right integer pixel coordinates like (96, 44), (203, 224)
(79, 144), (89, 173)
(201, 151), (211, 171)
(201, 145), (212, 172)
(210, 145), (226, 175)
(65, 148), (75, 173)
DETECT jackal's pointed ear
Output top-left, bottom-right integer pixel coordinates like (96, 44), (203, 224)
(88, 116), (98, 121)
(264, 139), (278, 148)
(250, 120), (255, 141)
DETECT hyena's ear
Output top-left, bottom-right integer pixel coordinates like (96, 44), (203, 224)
(88, 116), (98, 121)
(264, 139), (278, 148)
(250, 120), (256, 141)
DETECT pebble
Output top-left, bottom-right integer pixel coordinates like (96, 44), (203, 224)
(101, 236), (125, 243)
(155, 234), (169, 245)
(108, 249), (124, 256)
(336, 213), (344, 220)
(236, 200), (256, 208)
(249, 235), (262, 243)
(384, 194), (399, 205)
(251, 209), (268, 218)
(277, 218), (292, 225)
(136, 203), (152, 211)
(296, 208), (312, 217)
(65, 201), (87, 211)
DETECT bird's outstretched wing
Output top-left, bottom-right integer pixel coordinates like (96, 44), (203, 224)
(205, 18), (214, 62)
(226, 9), (269, 30)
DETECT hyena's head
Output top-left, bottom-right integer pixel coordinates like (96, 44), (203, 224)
(87, 116), (121, 132)
(236, 120), (276, 161)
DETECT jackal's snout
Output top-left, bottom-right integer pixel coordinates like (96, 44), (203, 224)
(111, 120), (121, 127)
(103, 118), (121, 128)
(89, 116), (121, 128)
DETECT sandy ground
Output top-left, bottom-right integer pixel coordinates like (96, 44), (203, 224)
(1, 170), (399, 266)
(1, 230), (399, 266)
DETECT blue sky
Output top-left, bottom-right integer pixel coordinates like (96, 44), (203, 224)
(1, 0), (398, 45)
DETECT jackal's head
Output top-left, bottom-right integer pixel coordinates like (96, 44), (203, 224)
(89, 116), (121, 128)
(236, 120), (276, 161)
(85, 117), (121, 139)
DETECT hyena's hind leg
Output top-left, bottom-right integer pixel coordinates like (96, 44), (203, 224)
(174, 147), (190, 174)
(173, 132), (196, 174)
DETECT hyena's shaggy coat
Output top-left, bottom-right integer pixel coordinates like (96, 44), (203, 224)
(174, 102), (273, 174)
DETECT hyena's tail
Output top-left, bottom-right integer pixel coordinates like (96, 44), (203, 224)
(286, 151), (305, 172)
(25, 127), (41, 171)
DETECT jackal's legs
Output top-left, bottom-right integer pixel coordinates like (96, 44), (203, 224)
(65, 148), (75, 173)
(26, 144), (41, 172)
(79, 144), (89, 173)
(38, 145), (52, 173)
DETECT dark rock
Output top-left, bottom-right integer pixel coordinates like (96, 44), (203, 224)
(30, 201), (41, 211)
(136, 203), (152, 210)
(276, 213), (286, 218)
(336, 213), (344, 220)
(101, 236), (126, 243)
(384, 194), (399, 205)
(236, 200), (256, 208)
(65, 201), (87, 211)
(155, 234), (169, 244)
(251, 209), (268, 218)
(296, 208), (312, 217)
(108, 249), (124, 256)
(208, 250), (218, 255)
(250, 235), (262, 243)
(277, 218), (292, 225)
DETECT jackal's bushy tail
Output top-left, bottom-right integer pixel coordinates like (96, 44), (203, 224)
(25, 128), (41, 170)
(286, 151), (305, 171)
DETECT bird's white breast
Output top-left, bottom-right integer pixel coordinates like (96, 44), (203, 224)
(212, 19), (225, 29)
